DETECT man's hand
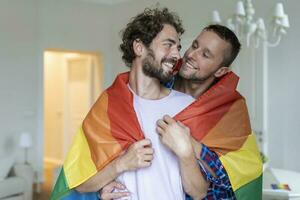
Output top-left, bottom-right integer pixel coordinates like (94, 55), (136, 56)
(99, 181), (130, 200)
(116, 139), (154, 173)
(156, 115), (194, 159)
(157, 115), (209, 199)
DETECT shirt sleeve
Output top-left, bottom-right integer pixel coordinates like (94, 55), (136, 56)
(197, 144), (232, 190)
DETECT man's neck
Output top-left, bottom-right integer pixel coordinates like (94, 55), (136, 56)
(129, 61), (170, 100)
(174, 76), (215, 99)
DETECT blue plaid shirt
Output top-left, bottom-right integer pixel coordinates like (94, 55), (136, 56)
(186, 144), (236, 200)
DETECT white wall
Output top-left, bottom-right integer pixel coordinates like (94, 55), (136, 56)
(267, 1), (300, 172)
(38, 0), (114, 87)
(1, 0), (299, 184)
(0, 0), (40, 171)
(0, 0), (115, 182)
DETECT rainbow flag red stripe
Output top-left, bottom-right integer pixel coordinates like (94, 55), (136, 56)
(51, 71), (262, 200)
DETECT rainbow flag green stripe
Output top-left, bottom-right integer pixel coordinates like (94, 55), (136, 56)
(51, 168), (69, 198)
(51, 71), (262, 199)
(235, 175), (263, 200)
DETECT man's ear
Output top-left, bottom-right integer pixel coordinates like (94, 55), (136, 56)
(133, 39), (144, 57)
(214, 66), (230, 78)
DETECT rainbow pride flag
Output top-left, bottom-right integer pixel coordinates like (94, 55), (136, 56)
(51, 71), (262, 200)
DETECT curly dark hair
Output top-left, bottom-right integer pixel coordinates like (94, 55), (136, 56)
(203, 24), (241, 67)
(120, 7), (184, 67)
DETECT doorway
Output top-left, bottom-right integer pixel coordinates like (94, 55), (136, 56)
(42, 50), (102, 195)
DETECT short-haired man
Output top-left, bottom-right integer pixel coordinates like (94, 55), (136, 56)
(156, 24), (243, 200)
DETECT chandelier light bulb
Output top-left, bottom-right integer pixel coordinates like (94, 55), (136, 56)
(257, 18), (266, 31)
(274, 3), (285, 18)
(236, 1), (246, 16)
(212, 10), (222, 23)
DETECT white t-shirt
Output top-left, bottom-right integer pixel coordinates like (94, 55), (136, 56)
(116, 87), (195, 200)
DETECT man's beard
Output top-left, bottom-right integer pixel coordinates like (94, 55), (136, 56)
(142, 49), (174, 83)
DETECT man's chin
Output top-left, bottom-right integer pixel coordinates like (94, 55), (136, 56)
(144, 71), (172, 83)
(142, 64), (173, 83)
(159, 73), (173, 83)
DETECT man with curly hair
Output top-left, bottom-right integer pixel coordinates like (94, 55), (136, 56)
(74, 7), (206, 200)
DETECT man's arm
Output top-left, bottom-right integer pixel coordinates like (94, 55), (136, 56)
(76, 139), (154, 193)
(177, 150), (209, 200)
(190, 137), (217, 178)
(156, 115), (208, 200)
(191, 137), (234, 191)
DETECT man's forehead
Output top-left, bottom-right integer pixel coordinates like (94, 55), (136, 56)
(156, 24), (180, 42)
(196, 31), (229, 50)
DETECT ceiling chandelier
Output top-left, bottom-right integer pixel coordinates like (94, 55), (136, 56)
(212, 0), (290, 47)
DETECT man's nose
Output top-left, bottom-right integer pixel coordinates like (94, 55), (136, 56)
(186, 49), (197, 59)
(170, 47), (181, 60)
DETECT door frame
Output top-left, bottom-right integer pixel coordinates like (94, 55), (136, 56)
(39, 49), (103, 184)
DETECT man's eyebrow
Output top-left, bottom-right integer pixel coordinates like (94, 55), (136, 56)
(163, 38), (177, 44)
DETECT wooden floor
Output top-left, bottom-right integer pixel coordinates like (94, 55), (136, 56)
(33, 162), (58, 200)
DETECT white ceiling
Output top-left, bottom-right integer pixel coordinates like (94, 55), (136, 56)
(80, 0), (133, 5)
